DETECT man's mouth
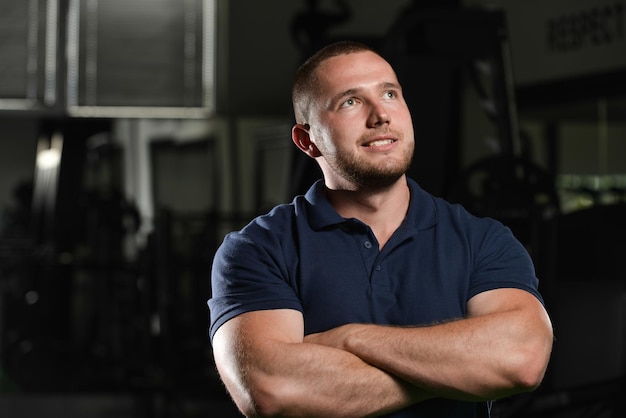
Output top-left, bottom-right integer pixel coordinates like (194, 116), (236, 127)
(363, 139), (395, 147)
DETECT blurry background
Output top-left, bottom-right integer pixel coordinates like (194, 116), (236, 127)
(0, 0), (625, 417)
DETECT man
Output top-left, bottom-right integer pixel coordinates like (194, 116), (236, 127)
(209, 41), (553, 417)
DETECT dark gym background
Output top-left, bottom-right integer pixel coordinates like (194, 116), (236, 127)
(0, 1), (625, 417)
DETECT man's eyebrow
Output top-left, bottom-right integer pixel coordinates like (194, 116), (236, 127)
(330, 88), (360, 105)
(381, 81), (401, 90)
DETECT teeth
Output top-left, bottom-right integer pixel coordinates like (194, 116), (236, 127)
(367, 139), (393, 147)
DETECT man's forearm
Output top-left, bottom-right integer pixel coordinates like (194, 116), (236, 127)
(213, 310), (432, 418)
(243, 341), (430, 417)
(305, 290), (553, 401)
(340, 314), (542, 400)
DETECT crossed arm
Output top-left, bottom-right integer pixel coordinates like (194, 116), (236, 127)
(211, 288), (553, 417)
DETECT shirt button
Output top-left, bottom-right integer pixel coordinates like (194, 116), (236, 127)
(364, 241), (372, 249)
(375, 265), (381, 271)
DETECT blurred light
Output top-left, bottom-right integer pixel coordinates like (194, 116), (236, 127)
(25, 290), (39, 305)
(36, 148), (61, 170)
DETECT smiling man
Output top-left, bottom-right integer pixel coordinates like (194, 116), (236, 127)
(209, 41), (553, 417)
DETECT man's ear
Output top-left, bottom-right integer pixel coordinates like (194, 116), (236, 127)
(292, 123), (321, 157)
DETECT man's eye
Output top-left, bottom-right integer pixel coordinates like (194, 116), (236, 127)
(342, 98), (355, 107)
(384, 91), (396, 99)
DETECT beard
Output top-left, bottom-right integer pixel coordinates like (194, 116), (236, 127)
(325, 139), (414, 189)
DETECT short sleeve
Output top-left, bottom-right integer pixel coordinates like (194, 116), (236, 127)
(467, 219), (543, 304)
(208, 226), (303, 342)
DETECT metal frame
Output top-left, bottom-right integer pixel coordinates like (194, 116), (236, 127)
(66, 0), (216, 118)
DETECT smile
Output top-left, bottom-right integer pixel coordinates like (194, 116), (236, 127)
(364, 139), (395, 147)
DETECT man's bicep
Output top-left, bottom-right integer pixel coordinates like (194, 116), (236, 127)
(213, 309), (304, 413)
(211, 309), (305, 412)
(467, 288), (547, 318)
(213, 309), (304, 349)
(212, 309), (304, 381)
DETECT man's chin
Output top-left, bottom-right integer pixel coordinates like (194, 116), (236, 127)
(351, 170), (407, 189)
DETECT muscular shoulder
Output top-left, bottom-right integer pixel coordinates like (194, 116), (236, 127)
(225, 199), (304, 248)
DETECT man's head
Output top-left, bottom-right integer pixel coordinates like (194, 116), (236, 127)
(291, 41), (415, 190)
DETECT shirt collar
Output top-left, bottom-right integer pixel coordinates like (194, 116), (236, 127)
(303, 178), (437, 231)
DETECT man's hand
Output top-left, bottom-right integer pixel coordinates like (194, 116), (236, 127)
(304, 323), (357, 349)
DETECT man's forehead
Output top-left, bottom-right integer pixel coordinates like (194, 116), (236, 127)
(315, 53), (399, 93)
(316, 51), (397, 82)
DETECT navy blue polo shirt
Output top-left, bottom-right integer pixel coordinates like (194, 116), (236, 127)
(209, 178), (542, 417)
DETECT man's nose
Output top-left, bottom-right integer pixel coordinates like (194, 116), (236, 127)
(366, 102), (390, 127)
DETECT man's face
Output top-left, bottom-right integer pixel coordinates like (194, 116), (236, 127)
(307, 50), (415, 189)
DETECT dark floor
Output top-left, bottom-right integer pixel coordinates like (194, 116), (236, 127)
(2, 383), (624, 418)
(0, 392), (242, 418)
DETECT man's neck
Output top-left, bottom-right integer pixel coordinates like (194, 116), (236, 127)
(324, 176), (410, 249)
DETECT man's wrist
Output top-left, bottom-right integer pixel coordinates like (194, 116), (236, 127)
(343, 323), (376, 355)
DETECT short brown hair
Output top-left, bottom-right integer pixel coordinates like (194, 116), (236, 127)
(291, 40), (378, 123)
